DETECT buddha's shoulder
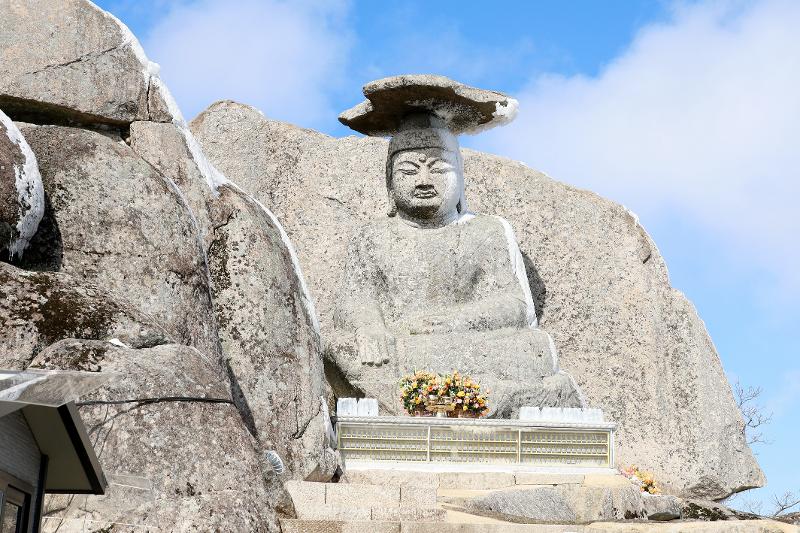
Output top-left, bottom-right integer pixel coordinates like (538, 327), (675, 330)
(457, 213), (511, 236)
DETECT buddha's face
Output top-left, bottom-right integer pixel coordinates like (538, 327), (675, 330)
(390, 148), (461, 223)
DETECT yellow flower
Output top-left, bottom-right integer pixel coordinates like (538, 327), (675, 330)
(457, 391), (465, 397)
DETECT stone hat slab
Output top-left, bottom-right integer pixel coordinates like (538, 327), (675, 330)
(339, 74), (518, 136)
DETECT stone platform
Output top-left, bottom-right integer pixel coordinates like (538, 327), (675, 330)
(282, 471), (795, 532)
(337, 415), (616, 470)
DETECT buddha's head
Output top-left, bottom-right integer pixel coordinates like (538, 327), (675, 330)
(386, 114), (466, 226)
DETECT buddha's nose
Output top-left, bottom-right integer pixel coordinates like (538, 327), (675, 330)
(416, 167), (432, 185)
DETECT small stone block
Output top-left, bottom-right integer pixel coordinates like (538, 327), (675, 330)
(371, 507), (446, 521)
(344, 469), (440, 488)
(514, 473), (584, 485)
(285, 480), (326, 507)
(437, 472), (515, 490)
(280, 520), (400, 533)
(642, 493), (682, 521)
(357, 398), (379, 416)
(295, 504), (372, 521)
(337, 398), (358, 416)
(399, 485), (438, 508)
(326, 483), (400, 508)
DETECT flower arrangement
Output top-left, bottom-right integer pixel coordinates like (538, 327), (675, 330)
(398, 370), (439, 415)
(398, 370), (488, 417)
(622, 465), (662, 494)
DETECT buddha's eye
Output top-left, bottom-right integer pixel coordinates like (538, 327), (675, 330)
(430, 165), (453, 174)
(396, 165), (418, 175)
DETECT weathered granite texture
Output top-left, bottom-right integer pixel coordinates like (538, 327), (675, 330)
(31, 340), (286, 532)
(0, 109), (43, 259)
(17, 124), (219, 357)
(207, 182), (338, 480)
(0, 261), (171, 369)
(340, 74), (518, 135)
(1, 0), (336, 529)
(0, 0), (173, 126)
(643, 493), (683, 521)
(191, 100), (764, 499)
(128, 120), (215, 246)
(463, 484), (646, 523)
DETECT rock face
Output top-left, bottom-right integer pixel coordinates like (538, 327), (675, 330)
(17, 124), (219, 357)
(31, 340), (286, 532)
(1, 1), (337, 530)
(0, 109), (43, 259)
(128, 120), (216, 246)
(463, 484), (646, 523)
(0, 261), (171, 369)
(191, 100), (764, 499)
(207, 182), (337, 480)
(0, 0), (172, 126)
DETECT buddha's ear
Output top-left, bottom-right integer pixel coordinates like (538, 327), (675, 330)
(387, 189), (398, 217)
(456, 159), (467, 214)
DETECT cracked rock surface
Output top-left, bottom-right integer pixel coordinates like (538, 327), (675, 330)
(17, 124), (219, 357)
(207, 183), (339, 481)
(32, 340), (284, 533)
(0, 261), (171, 369)
(0, 0), (172, 125)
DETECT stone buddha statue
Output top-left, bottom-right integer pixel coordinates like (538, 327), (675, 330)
(331, 75), (582, 416)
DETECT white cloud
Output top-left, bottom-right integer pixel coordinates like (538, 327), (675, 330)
(475, 0), (800, 296)
(143, 0), (352, 127)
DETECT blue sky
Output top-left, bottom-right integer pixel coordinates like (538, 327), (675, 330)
(97, 0), (798, 511)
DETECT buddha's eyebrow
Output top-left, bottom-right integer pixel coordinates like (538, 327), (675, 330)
(396, 160), (419, 168)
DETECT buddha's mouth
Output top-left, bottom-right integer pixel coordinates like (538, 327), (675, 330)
(413, 185), (437, 199)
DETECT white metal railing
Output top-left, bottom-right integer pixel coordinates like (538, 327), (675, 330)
(337, 416), (614, 468)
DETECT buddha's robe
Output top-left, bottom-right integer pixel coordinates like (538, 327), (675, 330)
(332, 213), (581, 415)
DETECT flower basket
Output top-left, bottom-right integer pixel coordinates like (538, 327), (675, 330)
(398, 371), (439, 415)
(398, 370), (489, 417)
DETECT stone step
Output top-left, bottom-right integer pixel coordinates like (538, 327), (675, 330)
(279, 518), (799, 533)
(286, 480), (436, 516)
(278, 519), (576, 533)
(294, 504), (446, 522)
(342, 469), (615, 490)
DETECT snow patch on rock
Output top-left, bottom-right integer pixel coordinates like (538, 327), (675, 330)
(464, 98), (519, 135)
(1, 110), (44, 258)
(495, 215), (537, 327)
(93, 2), (159, 81)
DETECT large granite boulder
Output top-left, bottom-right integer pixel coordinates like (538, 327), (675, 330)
(207, 182), (338, 480)
(0, 0), (173, 126)
(16, 124), (219, 357)
(31, 340), (287, 532)
(0, 109), (43, 260)
(191, 100), (764, 499)
(463, 483), (646, 523)
(128, 120), (216, 246)
(0, 261), (171, 369)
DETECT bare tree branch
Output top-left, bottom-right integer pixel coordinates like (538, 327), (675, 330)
(734, 380), (773, 446)
(772, 491), (800, 517)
